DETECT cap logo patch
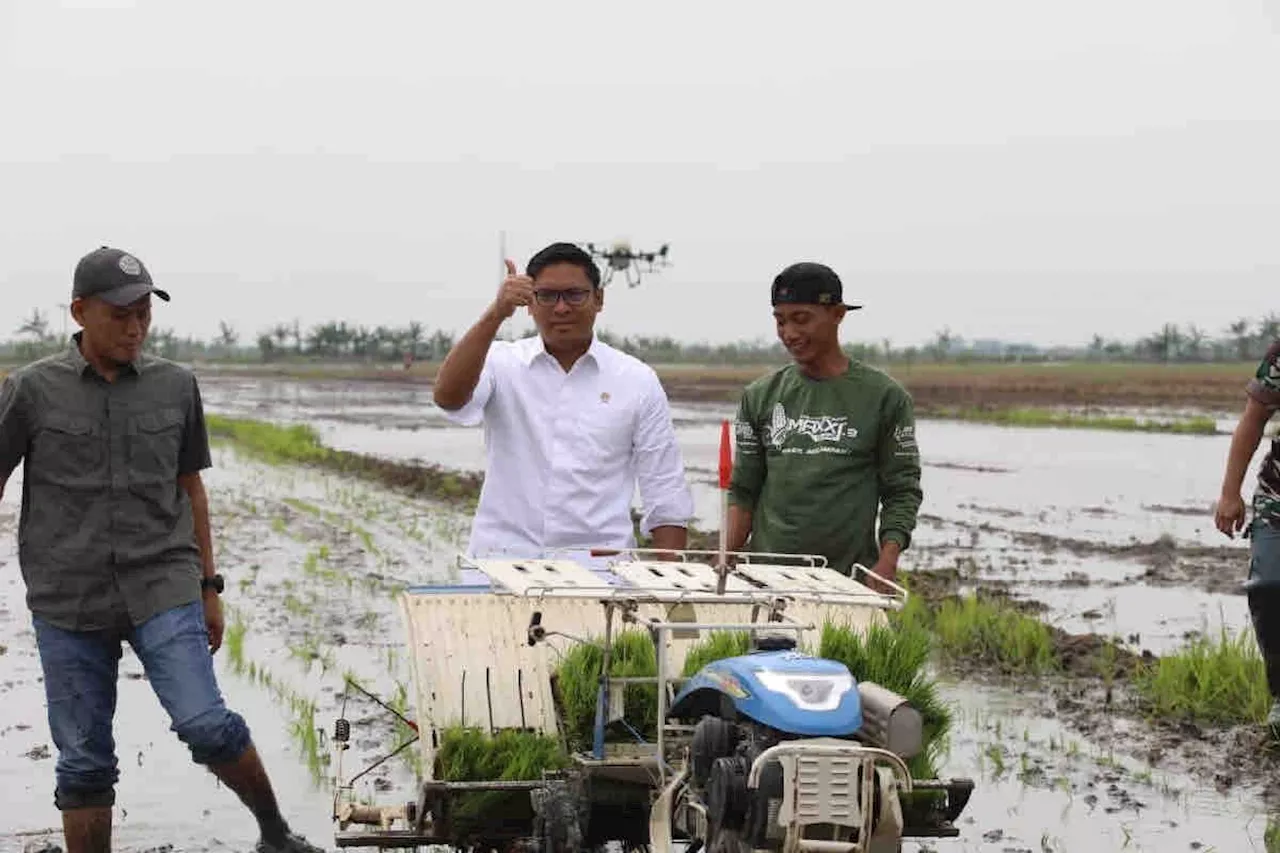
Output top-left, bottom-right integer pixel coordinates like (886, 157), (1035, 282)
(118, 254), (142, 276)
(818, 292), (832, 304)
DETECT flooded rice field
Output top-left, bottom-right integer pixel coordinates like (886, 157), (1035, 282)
(1, 373), (1276, 852)
(197, 375), (1261, 651)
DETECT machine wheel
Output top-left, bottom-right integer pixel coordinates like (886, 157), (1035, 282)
(691, 716), (736, 788)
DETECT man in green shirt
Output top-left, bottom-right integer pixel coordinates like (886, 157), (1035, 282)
(725, 262), (922, 589)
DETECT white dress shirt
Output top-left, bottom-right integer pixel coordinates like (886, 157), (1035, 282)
(438, 334), (695, 559)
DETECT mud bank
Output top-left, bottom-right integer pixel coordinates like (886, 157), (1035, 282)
(187, 360), (1255, 416)
(917, 514), (1248, 597)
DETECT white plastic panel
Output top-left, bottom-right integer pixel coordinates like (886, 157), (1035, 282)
(471, 558), (614, 597)
(734, 562), (885, 602)
(609, 560), (757, 594)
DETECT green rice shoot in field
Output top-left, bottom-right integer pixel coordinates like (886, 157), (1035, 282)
(930, 406), (1219, 435)
(1132, 625), (1271, 726)
(916, 592), (1060, 675)
(206, 414), (481, 505)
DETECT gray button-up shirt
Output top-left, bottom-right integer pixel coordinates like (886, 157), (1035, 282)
(0, 335), (213, 631)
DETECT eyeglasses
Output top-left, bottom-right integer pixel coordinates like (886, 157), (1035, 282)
(533, 288), (592, 307)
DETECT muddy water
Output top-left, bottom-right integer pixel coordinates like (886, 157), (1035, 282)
(1, 374), (1274, 851)
(928, 679), (1274, 852)
(197, 376), (1263, 648)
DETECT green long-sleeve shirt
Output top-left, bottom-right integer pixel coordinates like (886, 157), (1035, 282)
(728, 360), (922, 576)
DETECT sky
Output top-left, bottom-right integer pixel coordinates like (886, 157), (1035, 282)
(0, 0), (1277, 350)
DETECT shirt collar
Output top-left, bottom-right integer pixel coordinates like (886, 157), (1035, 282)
(518, 332), (605, 369)
(66, 331), (143, 378)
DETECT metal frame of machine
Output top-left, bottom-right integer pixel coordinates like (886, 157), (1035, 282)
(328, 547), (974, 852)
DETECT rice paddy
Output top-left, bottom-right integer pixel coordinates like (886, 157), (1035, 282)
(4, 364), (1278, 851)
(207, 414), (483, 506)
(923, 593), (1061, 675)
(1131, 626), (1272, 726)
(924, 406), (1220, 435)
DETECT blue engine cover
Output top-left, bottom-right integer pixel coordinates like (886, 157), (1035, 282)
(669, 649), (863, 737)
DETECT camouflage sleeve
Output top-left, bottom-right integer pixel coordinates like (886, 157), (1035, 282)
(727, 384), (766, 510)
(1247, 339), (1280, 411)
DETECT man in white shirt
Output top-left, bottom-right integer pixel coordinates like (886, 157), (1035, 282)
(432, 242), (695, 559)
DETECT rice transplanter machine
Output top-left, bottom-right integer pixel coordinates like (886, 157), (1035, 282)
(329, 547), (974, 852)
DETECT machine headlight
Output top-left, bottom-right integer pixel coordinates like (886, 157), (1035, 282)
(755, 671), (854, 711)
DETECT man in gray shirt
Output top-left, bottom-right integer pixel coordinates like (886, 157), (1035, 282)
(0, 247), (323, 853)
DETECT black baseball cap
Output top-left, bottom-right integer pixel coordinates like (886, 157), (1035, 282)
(72, 246), (171, 306)
(770, 262), (861, 311)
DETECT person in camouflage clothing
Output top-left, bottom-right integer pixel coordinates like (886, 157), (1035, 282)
(1215, 337), (1280, 730)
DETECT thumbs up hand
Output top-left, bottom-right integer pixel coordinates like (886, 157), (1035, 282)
(493, 258), (535, 319)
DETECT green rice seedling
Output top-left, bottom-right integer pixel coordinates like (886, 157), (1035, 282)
(289, 699), (327, 786)
(816, 619), (956, 827)
(928, 406), (1219, 436)
(432, 726), (571, 835)
(818, 620), (952, 779)
(1132, 625), (1270, 725)
(225, 617), (248, 673)
(206, 414), (484, 509)
(435, 726), (570, 782)
(354, 526), (376, 554)
(929, 593), (1059, 675)
(553, 630), (659, 751)
(283, 497), (322, 516)
(680, 630), (751, 677)
(983, 744), (1006, 778)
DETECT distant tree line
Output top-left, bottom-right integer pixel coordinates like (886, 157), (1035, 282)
(2, 308), (1277, 366)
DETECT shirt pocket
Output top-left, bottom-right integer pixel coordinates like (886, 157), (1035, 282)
(575, 405), (632, 469)
(128, 407), (185, 485)
(30, 411), (105, 488)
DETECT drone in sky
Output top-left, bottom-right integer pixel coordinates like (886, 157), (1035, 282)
(584, 240), (671, 289)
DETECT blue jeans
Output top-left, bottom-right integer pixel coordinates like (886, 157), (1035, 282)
(33, 600), (253, 810)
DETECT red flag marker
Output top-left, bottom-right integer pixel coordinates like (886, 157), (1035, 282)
(716, 419), (732, 593)
(718, 419), (733, 489)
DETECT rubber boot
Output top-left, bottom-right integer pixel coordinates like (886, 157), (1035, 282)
(61, 806), (112, 853)
(1246, 586), (1280, 732)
